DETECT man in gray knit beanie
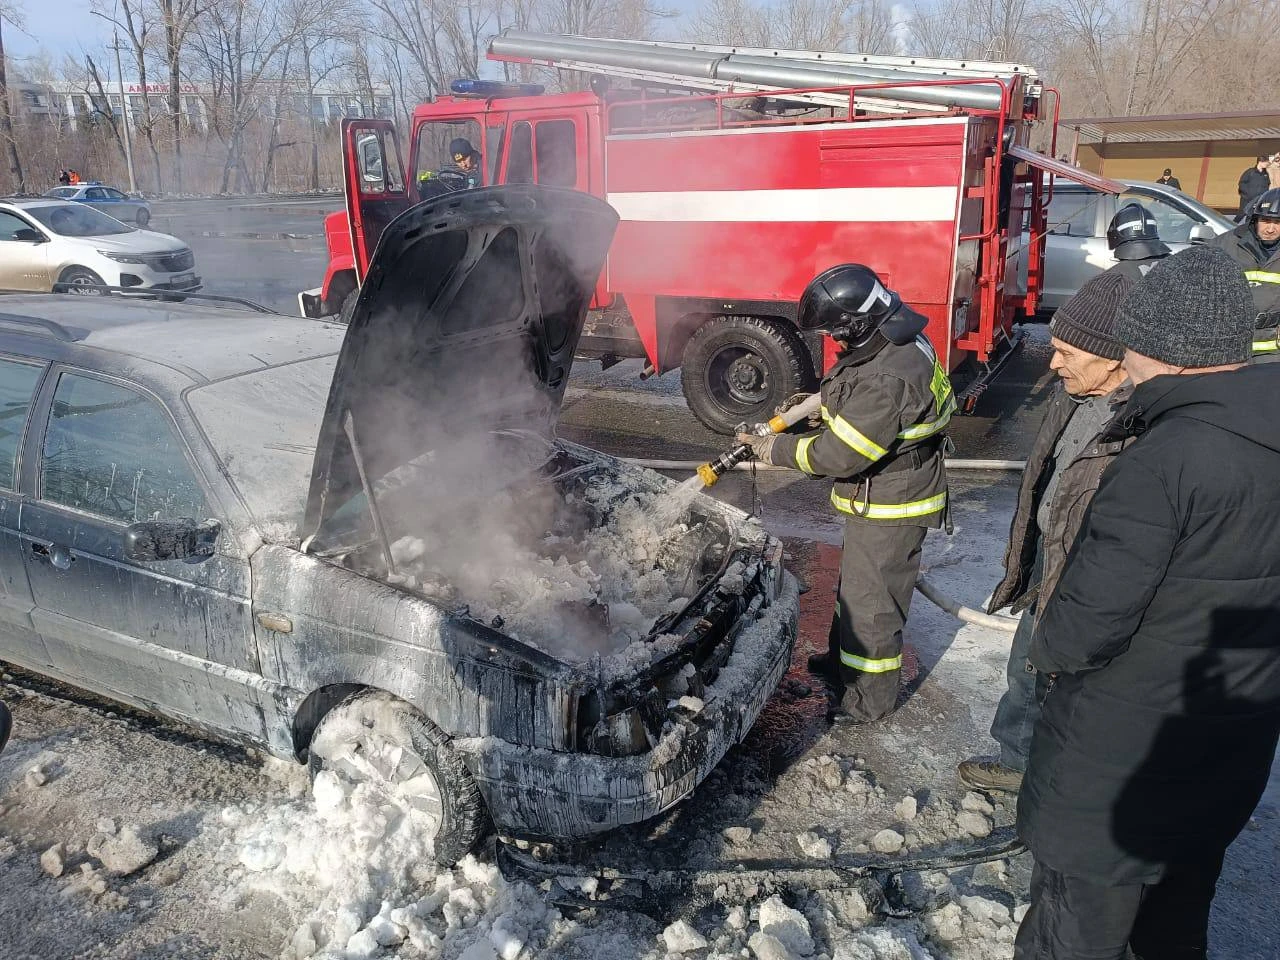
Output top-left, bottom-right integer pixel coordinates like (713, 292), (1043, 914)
(1117, 243), (1255, 374)
(959, 267), (1134, 794)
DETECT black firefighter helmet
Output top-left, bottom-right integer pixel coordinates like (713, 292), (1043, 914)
(1106, 202), (1171, 261)
(797, 264), (927, 347)
(1248, 187), (1280, 225)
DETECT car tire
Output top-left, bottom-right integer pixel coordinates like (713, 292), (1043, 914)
(136, 208), (151, 227)
(307, 690), (488, 866)
(58, 267), (107, 295)
(680, 315), (818, 435)
(338, 288), (359, 324)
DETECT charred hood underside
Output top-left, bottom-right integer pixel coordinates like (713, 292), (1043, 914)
(302, 185), (619, 546)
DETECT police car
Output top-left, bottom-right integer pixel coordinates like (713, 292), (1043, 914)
(44, 182), (152, 227)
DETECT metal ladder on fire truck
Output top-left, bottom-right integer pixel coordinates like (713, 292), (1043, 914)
(488, 30), (1043, 116)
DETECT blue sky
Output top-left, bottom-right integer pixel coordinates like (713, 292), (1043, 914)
(7, 0), (103, 67)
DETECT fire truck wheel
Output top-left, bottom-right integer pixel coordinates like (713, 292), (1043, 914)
(338, 289), (359, 324)
(681, 315), (817, 435)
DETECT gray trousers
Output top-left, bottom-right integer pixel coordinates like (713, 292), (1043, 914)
(829, 518), (928, 722)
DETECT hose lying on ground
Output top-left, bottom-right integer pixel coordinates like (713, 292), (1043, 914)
(915, 577), (1020, 634)
(621, 458), (1026, 472)
(620, 455), (1025, 632)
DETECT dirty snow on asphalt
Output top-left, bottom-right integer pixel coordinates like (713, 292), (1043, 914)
(1, 478), (1276, 960)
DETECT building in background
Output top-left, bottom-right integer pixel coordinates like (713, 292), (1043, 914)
(1064, 111), (1280, 212)
(10, 79), (393, 133)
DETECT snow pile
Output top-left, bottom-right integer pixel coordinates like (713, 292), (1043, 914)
(386, 474), (718, 661)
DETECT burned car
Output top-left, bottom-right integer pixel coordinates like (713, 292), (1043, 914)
(0, 186), (798, 864)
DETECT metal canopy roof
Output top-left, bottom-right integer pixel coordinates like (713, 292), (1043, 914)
(1065, 110), (1280, 144)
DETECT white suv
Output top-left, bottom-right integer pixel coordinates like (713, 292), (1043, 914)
(0, 198), (198, 294)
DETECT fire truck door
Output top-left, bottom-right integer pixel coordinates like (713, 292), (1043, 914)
(342, 118), (409, 281)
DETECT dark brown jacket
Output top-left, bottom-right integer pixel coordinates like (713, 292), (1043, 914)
(987, 382), (1132, 616)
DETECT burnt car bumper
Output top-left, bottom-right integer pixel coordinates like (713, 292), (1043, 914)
(453, 572), (799, 839)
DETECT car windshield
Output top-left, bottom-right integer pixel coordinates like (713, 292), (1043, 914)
(187, 355), (339, 531)
(26, 203), (134, 237)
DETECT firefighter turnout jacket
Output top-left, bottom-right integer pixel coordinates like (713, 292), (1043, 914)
(1211, 225), (1280, 358)
(768, 332), (955, 526)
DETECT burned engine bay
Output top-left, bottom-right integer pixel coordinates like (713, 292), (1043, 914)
(314, 434), (755, 666)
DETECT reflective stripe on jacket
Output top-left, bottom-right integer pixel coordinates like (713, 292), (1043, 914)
(1212, 226), (1280, 319)
(771, 333), (953, 527)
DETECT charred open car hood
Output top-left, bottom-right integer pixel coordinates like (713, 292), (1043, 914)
(303, 186), (618, 539)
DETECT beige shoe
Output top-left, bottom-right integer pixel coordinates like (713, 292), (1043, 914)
(957, 758), (1023, 794)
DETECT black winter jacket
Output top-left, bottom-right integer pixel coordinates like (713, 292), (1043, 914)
(1018, 366), (1280, 884)
(987, 382), (1131, 617)
(1239, 166), (1270, 210)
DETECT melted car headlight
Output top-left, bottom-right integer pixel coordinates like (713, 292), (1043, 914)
(98, 250), (148, 264)
(577, 690), (660, 757)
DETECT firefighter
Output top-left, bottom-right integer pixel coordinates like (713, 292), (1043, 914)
(447, 137), (483, 189)
(737, 265), (955, 724)
(1211, 187), (1280, 358)
(1105, 202), (1170, 285)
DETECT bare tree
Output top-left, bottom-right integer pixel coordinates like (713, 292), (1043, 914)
(93, 0), (167, 191)
(692, 0), (896, 53)
(0, 10), (25, 192)
(158, 0), (206, 193)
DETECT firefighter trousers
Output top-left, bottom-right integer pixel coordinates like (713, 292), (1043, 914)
(828, 517), (928, 722)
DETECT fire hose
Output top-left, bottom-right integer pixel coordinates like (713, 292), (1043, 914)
(619, 393), (1023, 634)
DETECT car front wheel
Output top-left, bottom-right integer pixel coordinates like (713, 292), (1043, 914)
(308, 691), (488, 866)
(136, 208), (151, 227)
(58, 267), (107, 295)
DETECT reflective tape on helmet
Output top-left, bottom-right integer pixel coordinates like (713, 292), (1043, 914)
(821, 406), (887, 462)
(831, 488), (948, 520)
(840, 650), (903, 673)
(1245, 270), (1280, 285)
(796, 435), (817, 474)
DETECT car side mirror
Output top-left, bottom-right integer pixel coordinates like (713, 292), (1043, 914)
(1188, 223), (1216, 243)
(13, 229), (45, 243)
(124, 518), (221, 562)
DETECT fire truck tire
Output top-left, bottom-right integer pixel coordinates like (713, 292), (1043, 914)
(338, 289), (359, 324)
(680, 315), (817, 435)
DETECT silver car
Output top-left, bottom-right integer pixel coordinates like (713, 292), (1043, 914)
(45, 183), (152, 227)
(1040, 180), (1234, 313)
(0, 187), (797, 863)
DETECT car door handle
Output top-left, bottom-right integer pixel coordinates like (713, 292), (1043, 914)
(30, 541), (75, 570)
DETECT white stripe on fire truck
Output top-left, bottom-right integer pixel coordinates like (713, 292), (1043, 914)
(605, 186), (958, 223)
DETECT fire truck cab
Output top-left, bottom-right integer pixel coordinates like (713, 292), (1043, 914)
(300, 35), (1122, 434)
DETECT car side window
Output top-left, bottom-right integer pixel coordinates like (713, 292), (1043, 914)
(0, 358), (44, 489)
(0, 211), (35, 241)
(40, 373), (208, 523)
(1122, 191), (1199, 245)
(104, 188), (127, 200)
(85, 188), (107, 200)
(1047, 191), (1098, 237)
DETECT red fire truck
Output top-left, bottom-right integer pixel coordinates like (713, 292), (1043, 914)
(298, 32), (1121, 434)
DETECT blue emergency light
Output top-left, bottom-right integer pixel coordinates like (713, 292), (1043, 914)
(450, 79), (545, 98)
